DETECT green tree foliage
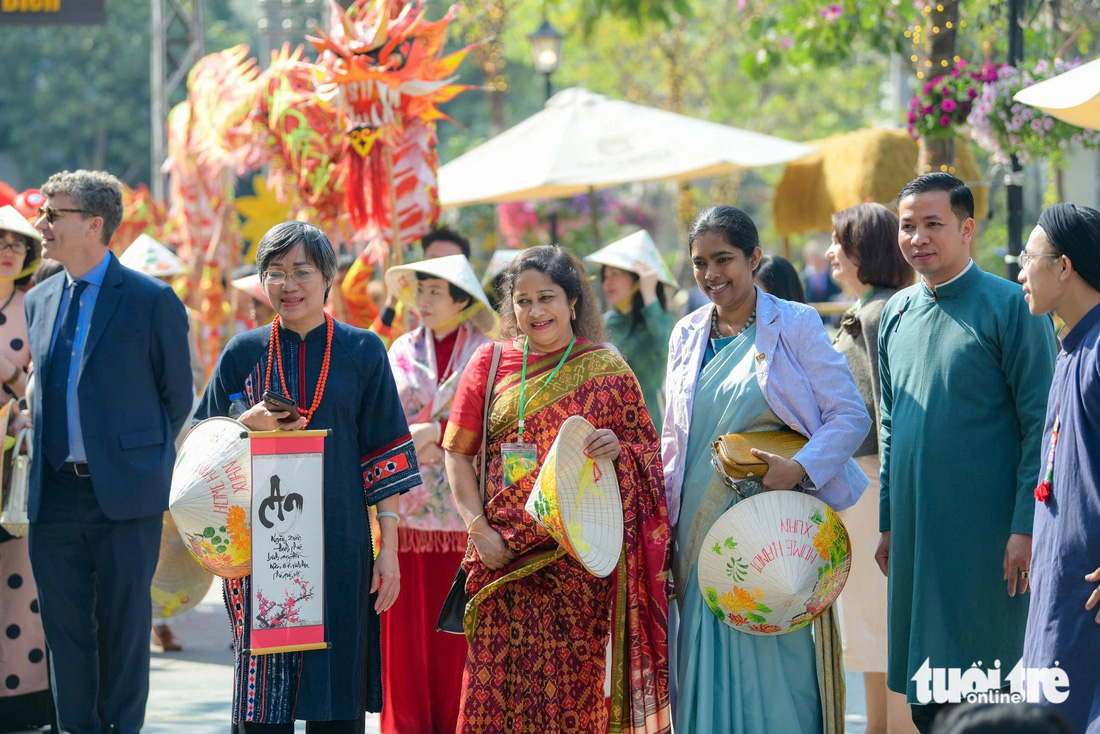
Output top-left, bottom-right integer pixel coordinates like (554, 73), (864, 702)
(0, 0), (249, 189)
(738, 0), (1098, 82)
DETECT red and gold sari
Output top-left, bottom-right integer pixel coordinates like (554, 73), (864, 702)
(443, 338), (672, 734)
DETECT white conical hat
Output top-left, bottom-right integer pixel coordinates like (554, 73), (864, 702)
(169, 417), (253, 579)
(231, 273), (267, 302)
(481, 249), (521, 287)
(0, 205), (42, 242)
(525, 416), (623, 578)
(697, 489), (851, 636)
(584, 230), (676, 288)
(120, 234), (186, 277)
(385, 254), (497, 334)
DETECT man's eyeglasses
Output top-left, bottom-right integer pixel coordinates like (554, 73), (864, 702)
(37, 206), (91, 224)
(1019, 252), (1062, 268)
(264, 267), (319, 285)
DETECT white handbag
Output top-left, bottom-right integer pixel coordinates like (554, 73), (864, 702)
(1, 427), (31, 537)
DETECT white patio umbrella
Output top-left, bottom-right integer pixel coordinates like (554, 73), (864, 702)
(438, 88), (815, 209)
(1013, 57), (1100, 131)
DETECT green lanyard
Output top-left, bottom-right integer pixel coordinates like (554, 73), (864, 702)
(850, 287), (876, 314)
(517, 335), (576, 441)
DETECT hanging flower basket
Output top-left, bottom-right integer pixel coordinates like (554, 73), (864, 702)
(907, 60), (995, 141)
(969, 58), (1100, 166)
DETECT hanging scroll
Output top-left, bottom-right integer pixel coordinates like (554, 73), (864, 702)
(248, 430), (329, 655)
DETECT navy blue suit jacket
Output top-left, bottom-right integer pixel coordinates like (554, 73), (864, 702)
(25, 252), (193, 521)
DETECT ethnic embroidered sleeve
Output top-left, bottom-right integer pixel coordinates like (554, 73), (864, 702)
(361, 434), (420, 506)
(359, 339), (420, 506)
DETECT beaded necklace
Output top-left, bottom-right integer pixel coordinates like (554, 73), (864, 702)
(264, 313), (334, 428)
(710, 306), (756, 339)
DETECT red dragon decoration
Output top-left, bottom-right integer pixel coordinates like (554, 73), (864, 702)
(163, 0), (476, 365)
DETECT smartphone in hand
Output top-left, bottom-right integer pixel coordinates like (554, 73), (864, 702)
(262, 390), (301, 422)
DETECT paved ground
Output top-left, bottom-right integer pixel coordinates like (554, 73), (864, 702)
(16, 582), (868, 732)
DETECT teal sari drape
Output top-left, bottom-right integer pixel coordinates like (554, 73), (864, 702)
(674, 325), (823, 734)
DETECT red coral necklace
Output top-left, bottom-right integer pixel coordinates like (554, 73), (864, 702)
(264, 313), (334, 428)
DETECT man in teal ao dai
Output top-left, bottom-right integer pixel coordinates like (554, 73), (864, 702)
(875, 174), (1057, 733)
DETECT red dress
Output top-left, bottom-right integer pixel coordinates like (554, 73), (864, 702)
(380, 327), (468, 734)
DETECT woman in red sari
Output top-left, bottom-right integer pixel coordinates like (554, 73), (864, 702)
(443, 246), (672, 733)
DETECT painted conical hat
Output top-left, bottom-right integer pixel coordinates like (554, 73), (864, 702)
(584, 230), (677, 288)
(697, 489), (851, 635)
(169, 417), (252, 579)
(120, 234), (186, 277)
(151, 512), (215, 619)
(525, 416), (623, 578)
(0, 205), (42, 242)
(481, 249), (521, 287)
(385, 254), (497, 334)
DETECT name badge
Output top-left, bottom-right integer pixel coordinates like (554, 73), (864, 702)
(501, 442), (538, 487)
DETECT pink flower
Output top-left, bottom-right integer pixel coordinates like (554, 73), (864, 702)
(967, 87), (978, 99)
(923, 80), (935, 94)
(1031, 119), (1043, 131)
(779, 37), (794, 49)
(941, 98), (958, 113)
(907, 110), (917, 123)
(820, 2), (843, 21)
(940, 114), (951, 127)
(737, 0), (747, 9)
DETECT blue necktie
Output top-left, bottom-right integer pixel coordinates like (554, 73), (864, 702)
(43, 280), (88, 470)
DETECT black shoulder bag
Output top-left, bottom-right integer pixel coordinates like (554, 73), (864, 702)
(436, 342), (502, 634)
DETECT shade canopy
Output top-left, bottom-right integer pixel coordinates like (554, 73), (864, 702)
(438, 88), (815, 209)
(1013, 57), (1100, 131)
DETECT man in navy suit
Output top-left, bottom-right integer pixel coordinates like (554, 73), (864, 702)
(21, 170), (192, 733)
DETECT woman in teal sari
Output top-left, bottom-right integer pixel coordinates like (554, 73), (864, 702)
(662, 206), (871, 733)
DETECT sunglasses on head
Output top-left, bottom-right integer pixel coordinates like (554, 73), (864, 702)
(37, 206), (91, 224)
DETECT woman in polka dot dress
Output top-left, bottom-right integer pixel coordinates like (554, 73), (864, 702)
(0, 205), (50, 732)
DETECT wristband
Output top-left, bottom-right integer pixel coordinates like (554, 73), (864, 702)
(376, 511), (400, 522)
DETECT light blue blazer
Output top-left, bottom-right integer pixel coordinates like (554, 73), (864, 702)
(661, 287), (871, 526)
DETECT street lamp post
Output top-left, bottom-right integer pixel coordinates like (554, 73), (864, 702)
(528, 18), (563, 245)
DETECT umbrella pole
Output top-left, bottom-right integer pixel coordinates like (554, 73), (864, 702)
(588, 187), (601, 249)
